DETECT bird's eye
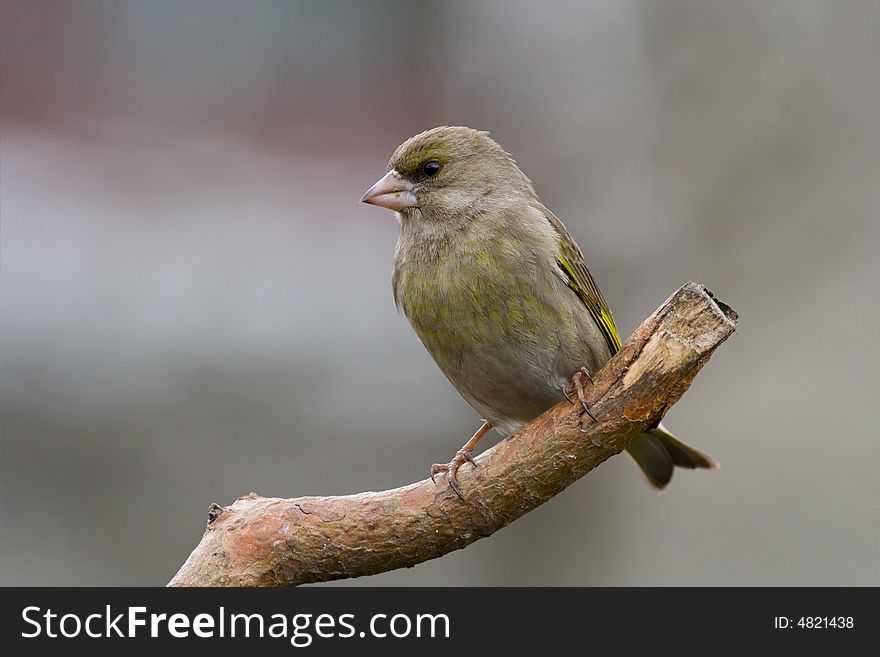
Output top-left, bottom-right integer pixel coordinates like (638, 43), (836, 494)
(421, 160), (442, 177)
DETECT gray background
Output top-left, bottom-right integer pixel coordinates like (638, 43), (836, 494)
(2, 0), (878, 586)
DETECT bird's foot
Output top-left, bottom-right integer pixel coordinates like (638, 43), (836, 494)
(430, 448), (476, 500)
(562, 367), (597, 432)
(429, 421), (491, 500)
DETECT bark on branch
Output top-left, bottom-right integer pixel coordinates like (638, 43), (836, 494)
(169, 282), (737, 587)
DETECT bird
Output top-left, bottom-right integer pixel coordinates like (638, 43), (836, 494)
(360, 126), (716, 498)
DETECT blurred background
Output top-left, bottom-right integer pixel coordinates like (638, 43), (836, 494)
(2, 0), (878, 586)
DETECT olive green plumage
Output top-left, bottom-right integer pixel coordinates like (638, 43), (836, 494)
(373, 126), (715, 489)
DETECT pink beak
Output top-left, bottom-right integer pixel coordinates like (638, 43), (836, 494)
(360, 170), (418, 211)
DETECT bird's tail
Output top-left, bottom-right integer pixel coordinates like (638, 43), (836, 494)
(625, 424), (717, 490)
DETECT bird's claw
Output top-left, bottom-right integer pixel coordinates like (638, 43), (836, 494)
(448, 478), (464, 500)
(430, 448), (476, 500)
(579, 401), (597, 423)
(577, 366), (593, 384)
(565, 367), (598, 429)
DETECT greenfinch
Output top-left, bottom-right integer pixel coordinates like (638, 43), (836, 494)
(362, 126), (715, 498)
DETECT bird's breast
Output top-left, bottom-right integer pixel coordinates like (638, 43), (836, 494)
(393, 243), (571, 394)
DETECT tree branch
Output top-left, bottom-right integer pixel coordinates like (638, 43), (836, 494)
(169, 282), (737, 587)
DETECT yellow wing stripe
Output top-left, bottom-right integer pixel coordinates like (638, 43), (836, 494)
(557, 256), (622, 354)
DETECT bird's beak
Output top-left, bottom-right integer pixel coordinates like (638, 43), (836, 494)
(360, 170), (418, 211)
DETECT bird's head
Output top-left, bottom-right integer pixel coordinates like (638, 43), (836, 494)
(360, 126), (535, 224)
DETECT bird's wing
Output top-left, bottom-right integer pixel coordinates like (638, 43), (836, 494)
(543, 209), (622, 355)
